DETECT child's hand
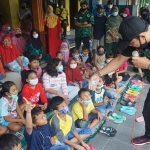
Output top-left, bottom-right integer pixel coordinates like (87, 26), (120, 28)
(109, 101), (114, 106)
(43, 103), (47, 110)
(23, 97), (35, 112)
(104, 97), (109, 104)
(20, 119), (25, 124)
(79, 100), (86, 108)
(97, 112), (103, 121)
(81, 142), (90, 150)
(75, 145), (86, 150)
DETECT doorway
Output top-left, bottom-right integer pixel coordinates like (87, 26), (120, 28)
(69, 0), (78, 29)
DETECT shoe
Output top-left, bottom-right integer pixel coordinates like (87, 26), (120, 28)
(112, 113), (126, 121)
(136, 116), (144, 123)
(101, 126), (117, 134)
(99, 129), (115, 137)
(108, 116), (123, 124)
(132, 135), (150, 145)
(120, 101), (136, 107)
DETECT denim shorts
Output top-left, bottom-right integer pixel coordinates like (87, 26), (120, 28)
(75, 113), (97, 128)
(65, 128), (92, 140)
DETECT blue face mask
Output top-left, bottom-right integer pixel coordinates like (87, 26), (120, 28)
(59, 106), (69, 114)
(74, 54), (79, 59)
(8, 94), (18, 99)
(57, 65), (63, 72)
(142, 14), (149, 20)
(112, 12), (118, 17)
(82, 99), (92, 105)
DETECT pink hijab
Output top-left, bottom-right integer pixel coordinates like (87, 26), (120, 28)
(60, 42), (69, 63)
(124, 8), (131, 17)
(12, 28), (26, 53)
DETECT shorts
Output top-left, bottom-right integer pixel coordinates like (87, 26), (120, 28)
(92, 36), (105, 51)
(1, 121), (10, 127)
(65, 128), (92, 140)
(75, 113), (97, 128)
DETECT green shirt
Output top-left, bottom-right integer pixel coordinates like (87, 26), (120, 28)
(74, 10), (94, 38)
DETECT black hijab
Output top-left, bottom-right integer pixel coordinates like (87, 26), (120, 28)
(30, 29), (42, 49)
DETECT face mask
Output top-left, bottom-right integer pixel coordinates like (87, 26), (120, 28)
(106, 59), (111, 63)
(142, 14), (149, 20)
(21, 6), (26, 9)
(96, 85), (103, 89)
(61, 5), (63, 9)
(8, 94), (18, 99)
(98, 51), (104, 56)
(33, 34), (38, 38)
(59, 106), (69, 114)
(7, 27), (11, 31)
(82, 99), (92, 105)
(139, 37), (148, 49)
(70, 64), (77, 69)
(29, 78), (38, 86)
(107, 5), (113, 9)
(15, 34), (22, 38)
(58, 65), (63, 72)
(122, 14), (127, 18)
(81, 8), (87, 12)
(112, 12), (118, 17)
(97, 13), (103, 17)
(74, 54), (79, 59)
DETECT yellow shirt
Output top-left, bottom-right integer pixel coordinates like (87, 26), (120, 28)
(72, 101), (94, 121)
(55, 7), (68, 21)
(50, 114), (76, 142)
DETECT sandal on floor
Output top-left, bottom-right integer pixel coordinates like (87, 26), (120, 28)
(120, 107), (136, 115)
(108, 116), (123, 124)
(121, 106), (136, 110)
(136, 116), (144, 123)
(120, 101), (136, 107)
(101, 126), (117, 134)
(129, 87), (141, 92)
(124, 94), (137, 101)
(123, 98), (136, 103)
(99, 129), (115, 137)
(112, 113), (126, 121)
(126, 90), (139, 96)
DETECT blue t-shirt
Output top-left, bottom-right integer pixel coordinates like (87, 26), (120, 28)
(92, 15), (107, 39)
(24, 123), (56, 150)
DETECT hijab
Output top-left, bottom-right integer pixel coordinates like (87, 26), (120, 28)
(124, 8), (131, 17)
(29, 29), (42, 49)
(65, 58), (83, 83)
(46, 5), (58, 28)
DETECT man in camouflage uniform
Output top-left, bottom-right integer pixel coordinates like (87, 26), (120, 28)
(74, 1), (94, 49)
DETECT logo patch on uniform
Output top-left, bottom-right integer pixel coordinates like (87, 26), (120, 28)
(87, 14), (90, 17)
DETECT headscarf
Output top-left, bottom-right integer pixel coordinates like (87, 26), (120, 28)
(65, 58), (83, 83)
(29, 29), (42, 49)
(46, 5), (58, 28)
(0, 35), (20, 63)
(124, 8), (131, 17)
(106, 7), (122, 29)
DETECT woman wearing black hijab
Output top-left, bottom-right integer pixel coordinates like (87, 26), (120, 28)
(26, 29), (51, 63)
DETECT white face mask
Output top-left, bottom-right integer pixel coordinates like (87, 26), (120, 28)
(29, 78), (38, 86)
(70, 64), (77, 69)
(96, 85), (103, 89)
(33, 34), (38, 38)
(122, 13), (127, 17)
(7, 26), (11, 31)
(108, 5), (113, 9)
(106, 59), (111, 63)
(61, 5), (63, 8)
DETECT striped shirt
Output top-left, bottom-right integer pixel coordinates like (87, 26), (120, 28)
(42, 72), (68, 95)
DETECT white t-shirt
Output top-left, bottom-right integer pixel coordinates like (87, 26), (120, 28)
(0, 97), (18, 123)
(95, 88), (105, 103)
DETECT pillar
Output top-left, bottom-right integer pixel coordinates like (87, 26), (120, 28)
(31, 0), (47, 53)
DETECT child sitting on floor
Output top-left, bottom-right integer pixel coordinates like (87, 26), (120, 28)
(49, 96), (91, 150)
(22, 70), (48, 111)
(0, 81), (25, 132)
(0, 133), (22, 150)
(72, 88), (102, 129)
(22, 55), (42, 82)
(56, 52), (66, 70)
(65, 59), (88, 88)
(94, 45), (106, 70)
(24, 100), (70, 150)
(90, 76), (116, 119)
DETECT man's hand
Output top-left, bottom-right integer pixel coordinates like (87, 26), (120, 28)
(132, 57), (150, 69)
(88, 74), (100, 90)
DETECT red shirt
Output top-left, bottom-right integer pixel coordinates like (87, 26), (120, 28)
(22, 83), (48, 107)
(118, 62), (128, 72)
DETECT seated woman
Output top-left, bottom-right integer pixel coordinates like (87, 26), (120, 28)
(42, 58), (79, 104)
(26, 29), (51, 63)
(0, 35), (29, 73)
(65, 59), (88, 88)
(12, 28), (26, 54)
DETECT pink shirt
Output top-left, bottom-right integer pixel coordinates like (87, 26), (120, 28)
(118, 62), (128, 71)
(42, 72), (68, 95)
(24, 65), (42, 79)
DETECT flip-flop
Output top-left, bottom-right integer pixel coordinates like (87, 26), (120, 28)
(121, 106), (136, 111)
(124, 94), (137, 101)
(129, 87), (141, 92)
(120, 101), (136, 107)
(101, 126), (117, 134)
(120, 108), (136, 115)
(131, 80), (145, 85)
(112, 113), (126, 121)
(131, 85), (142, 89)
(123, 98), (136, 103)
(108, 116), (123, 124)
(136, 116), (144, 123)
(126, 90), (139, 96)
(99, 129), (115, 137)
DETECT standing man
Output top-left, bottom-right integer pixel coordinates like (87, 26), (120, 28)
(89, 16), (150, 146)
(92, 4), (107, 55)
(74, 0), (94, 49)
(55, 0), (68, 37)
